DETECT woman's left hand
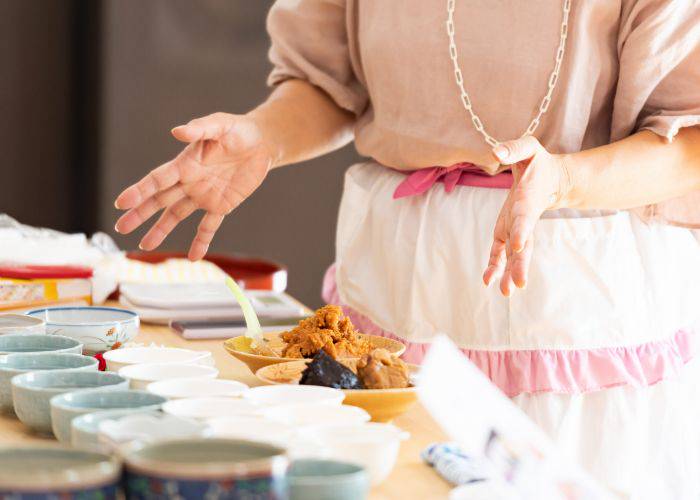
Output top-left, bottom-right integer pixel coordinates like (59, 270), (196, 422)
(483, 136), (571, 296)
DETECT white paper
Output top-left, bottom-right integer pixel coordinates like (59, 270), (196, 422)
(418, 335), (615, 500)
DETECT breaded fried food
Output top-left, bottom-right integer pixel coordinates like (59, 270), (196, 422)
(280, 305), (372, 359)
(356, 348), (410, 389)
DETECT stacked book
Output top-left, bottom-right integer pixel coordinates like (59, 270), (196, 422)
(119, 283), (309, 339)
(0, 265), (92, 312)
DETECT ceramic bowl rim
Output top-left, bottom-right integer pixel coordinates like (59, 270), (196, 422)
(0, 446), (121, 491)
(288, 458), (368, 486)
(25, 306), (138, 327)
(0, 333), (81, 349)
(121, 437), (288, 479)
(0, 314), (45, 330)
(71, 408), (158, 434)
(119, 363), (219, 381)
(243, 384), (345, 404)
(11, 370), (126, 393)
(146, 377), (248, 398)
(51, 389), (167, 412)
(102, 346), (210, 364)
(0, 353), (98, 373)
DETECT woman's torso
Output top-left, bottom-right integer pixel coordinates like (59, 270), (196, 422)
(338, 0), (673, 171)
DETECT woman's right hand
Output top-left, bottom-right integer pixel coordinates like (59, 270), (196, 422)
(114, 112), (274, 260)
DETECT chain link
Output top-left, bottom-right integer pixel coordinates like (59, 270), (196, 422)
(446, 0), (571, 146)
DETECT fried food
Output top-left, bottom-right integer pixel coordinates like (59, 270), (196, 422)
(280, 305), (372, 359)
(299, 350), (364, 389)
(356, 348), (410, 389)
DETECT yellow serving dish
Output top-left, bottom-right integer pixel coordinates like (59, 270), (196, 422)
(254, 359), (418, 423)
(223, 332), (406, 374)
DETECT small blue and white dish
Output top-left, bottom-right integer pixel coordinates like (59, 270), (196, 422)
(50, 389), (167, 443)
(0, 353), (98, 413)
(0, 334), (82, 356)
(123, 438), (289, 500)
(0, 446), (120, 498)
(11, 370), (128, 434)
(25, 306), (139, 354)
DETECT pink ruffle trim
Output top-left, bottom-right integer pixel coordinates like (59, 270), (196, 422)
(323, 265), (697, 397)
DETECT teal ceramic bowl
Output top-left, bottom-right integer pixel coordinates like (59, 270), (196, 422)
(0, 334), (82, 355)
(0, 446), (120, 497)
(123, 438), (288, 499)
(11, 370), (128, 434)
(0, 353), (98, 413)
(51, 389), (166, 443)
(288, 459), (369, 500)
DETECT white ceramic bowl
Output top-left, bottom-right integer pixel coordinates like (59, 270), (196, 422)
(25, 307), (139, 354)
(98, 412), (207, 449)
(162, 397), (260, 421)
(263, 404), (370, 427)
(0, 314), (45, 335)
(299, 423), (409, 485)
(205, 416), (297, 447)
(103, 346), (213, 372)
(118, 363), (219, 390)
(243, 385), (344, 408)
(147, 378), (248, 400)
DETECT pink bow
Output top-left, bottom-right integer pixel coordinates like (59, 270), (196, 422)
(393, 162), (513, 199)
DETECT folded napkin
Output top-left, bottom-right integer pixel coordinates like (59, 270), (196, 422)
(422, 442), (493, 486)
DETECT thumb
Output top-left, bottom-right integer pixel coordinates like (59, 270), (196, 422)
(171, 113), (236, 143)
(492, 136), (542, 165)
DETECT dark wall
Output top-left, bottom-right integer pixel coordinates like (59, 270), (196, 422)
(0, 1), (75, 230)
(2, 1), (359, 307)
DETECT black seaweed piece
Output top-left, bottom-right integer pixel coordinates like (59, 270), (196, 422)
(299, 350), (364, 389)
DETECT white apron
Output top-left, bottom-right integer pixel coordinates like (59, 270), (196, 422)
(334, 161), (700, 499)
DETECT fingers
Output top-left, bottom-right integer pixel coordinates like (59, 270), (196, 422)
(188, 213), (224, 261)
(171, 113), (233, 143)
(139, 198), (197, 251)
(483, 210), (508, 285)
(115, 160), (181, 210)
(510, 236), (534, 288)
(114, 185), (185, 234)
(499, 240), (515, 296)
(492, 136), (541, 165)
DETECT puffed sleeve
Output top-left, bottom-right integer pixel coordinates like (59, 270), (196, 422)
(612, 0), (700, 142)
(266, 0), (368, 116)
(614, 0), (700, 228)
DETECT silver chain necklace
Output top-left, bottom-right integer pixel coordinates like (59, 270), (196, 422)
(446, 0), (571, 147)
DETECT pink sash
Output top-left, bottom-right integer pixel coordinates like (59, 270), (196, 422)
(393, 162), (513, 199)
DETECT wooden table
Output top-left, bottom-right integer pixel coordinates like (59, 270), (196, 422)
(0, 320), (453, 499)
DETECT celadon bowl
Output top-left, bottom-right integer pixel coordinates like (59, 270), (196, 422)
(0, 353), (98, 413)
(0, 446), (120, 497)
(0, 314), (45, 335)
(0, 334), (82, 356)
(11, 370), (128, 434)
(288, 459), (370, 500)
(50, 389), (166, 443)
(26, 306), (139, 354)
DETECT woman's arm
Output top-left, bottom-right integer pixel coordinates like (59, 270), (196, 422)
(114, 79), (354, 260)
(484, 128), (700, 295)
(562, 128), (700, 210)
(248, 79), (355, 168)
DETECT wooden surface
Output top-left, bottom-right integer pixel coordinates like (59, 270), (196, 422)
(0, 319), (453, 499)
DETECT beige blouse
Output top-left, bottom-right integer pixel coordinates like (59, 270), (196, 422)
(267, 0), (700, 227)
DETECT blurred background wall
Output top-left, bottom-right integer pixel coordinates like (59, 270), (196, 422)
(0, 0), (361, 307)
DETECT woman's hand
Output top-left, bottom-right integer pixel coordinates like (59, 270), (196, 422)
(483, 136), (571, 296)
(114, 113), (274, 260)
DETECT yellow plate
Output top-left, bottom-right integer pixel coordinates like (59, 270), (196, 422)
(255, 359), (418, 423)
(223, 332), (407, 375)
